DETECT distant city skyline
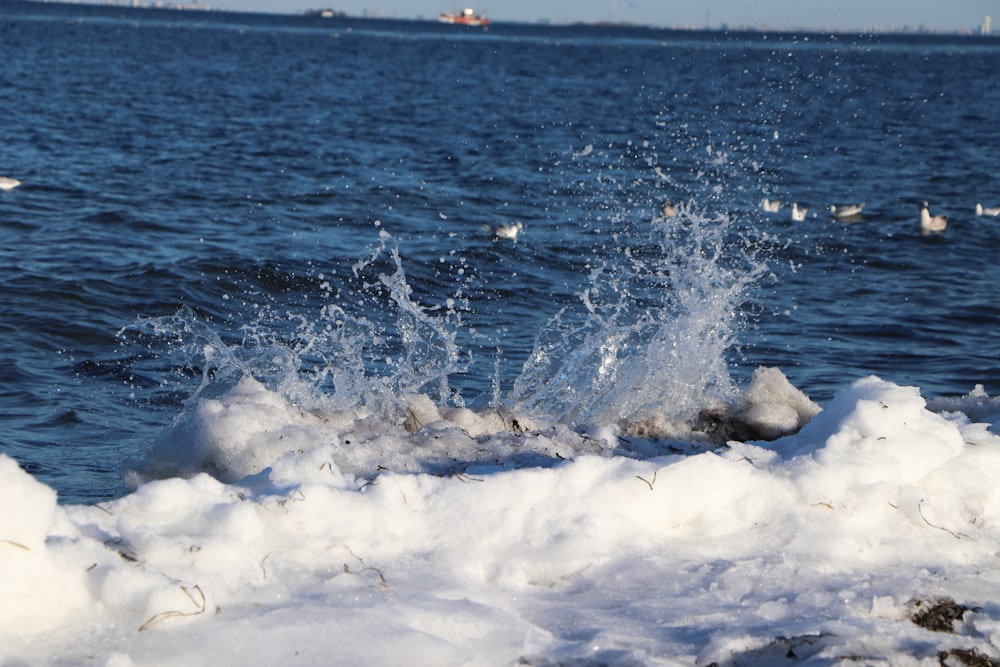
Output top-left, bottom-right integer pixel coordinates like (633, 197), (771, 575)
(148, 0), (994, 33)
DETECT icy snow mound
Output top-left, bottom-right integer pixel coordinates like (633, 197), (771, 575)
(5, 375), (1000, 665)
(929, 383), (1000, 432)
(0, 457), (90, 633)
(134, 366), (821, 486)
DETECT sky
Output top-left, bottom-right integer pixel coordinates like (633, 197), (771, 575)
(198, 0), (997, 32)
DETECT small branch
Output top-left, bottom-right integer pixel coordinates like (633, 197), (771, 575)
(404, 407), (423, 432)
(277, 488), (307, 510)
(343, 563), (389, 589)
(917, 500), (966, 539)
(636, 471), (657, 491)
(138, 585), (207, 632)
(335, 545), (389, 590)
(1, 539), (30, 551)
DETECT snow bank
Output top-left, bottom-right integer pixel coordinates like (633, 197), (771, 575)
(0, 456), (90, 633)
(5, 375), (1000, 665)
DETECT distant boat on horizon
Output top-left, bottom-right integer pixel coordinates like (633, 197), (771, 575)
(439, 7), (490, 27)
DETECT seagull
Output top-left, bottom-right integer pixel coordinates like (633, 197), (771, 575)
(920, 201), (947, 233)
(0, 177), (21, 191)
(976, 203), (1000, 217)
(761, 198), (781, 213)
(791, 202), (808, 221)
(660, 200), (677, 219)
(829, 202), (865, 219)
(491, 221), (523, 240)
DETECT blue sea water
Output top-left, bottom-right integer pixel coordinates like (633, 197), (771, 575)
(2, 1), (999, 503)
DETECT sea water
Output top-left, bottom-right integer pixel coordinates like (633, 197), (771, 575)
(2, 1), (1000, 503)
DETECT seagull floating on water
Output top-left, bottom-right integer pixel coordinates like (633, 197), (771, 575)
(920, 201), (947, 233)
(760, 198), (781, 213)
(660, 200), (678, 219)
(976, 203), (1000, 217)
(791, 202), (808, 221)
(0, 177), (22, 191)
(829, 202), (865, 219)
(491, 221), (523, 240)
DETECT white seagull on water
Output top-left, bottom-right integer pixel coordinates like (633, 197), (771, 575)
(0, 177), (22, 191)
(760, 198), (781, 213)
(791, 202), (808, 221)
(976, 203), (1000, 217)
(491, 221), (523, 240)
(920, 201), (947, 233)
(829, 202), (865, 219)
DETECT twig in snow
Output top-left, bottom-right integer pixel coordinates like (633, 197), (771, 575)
(1, 539), (30, 551)
(277, 488), (307, 510)
(138, 585), (207, 632)
(917, 500), (966, 539)
(343, 563), (389, 589)
(339, 547), (389, 589)
(636, 471), (657, 491)
(404, 407), (423, 432)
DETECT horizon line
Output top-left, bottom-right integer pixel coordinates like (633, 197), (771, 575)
(16, 0), (998, 37)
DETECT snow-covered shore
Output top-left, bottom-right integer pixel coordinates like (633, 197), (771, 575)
(5, 373), (1000, 665)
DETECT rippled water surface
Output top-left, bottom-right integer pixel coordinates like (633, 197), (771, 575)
(2, 1), (999, 502)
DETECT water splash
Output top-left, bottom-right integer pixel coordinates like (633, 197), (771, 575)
(124, 146), (770, 460)
(507, 200), (765, 434)
(121, 230), (467, 424)
(120, 201), (778, 487)
(363, 230), (466, 407)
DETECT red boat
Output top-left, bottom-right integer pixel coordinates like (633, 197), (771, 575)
(439, 8), (491, 27)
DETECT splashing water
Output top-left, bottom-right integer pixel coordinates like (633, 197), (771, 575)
(122, 199), (766, 461)
(116, 195), (781, 488)
(120, 129), (773, 485)
(121, 230), (467, 425)
(361, 230), (466, 407)
(508, 201), (765, 434)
